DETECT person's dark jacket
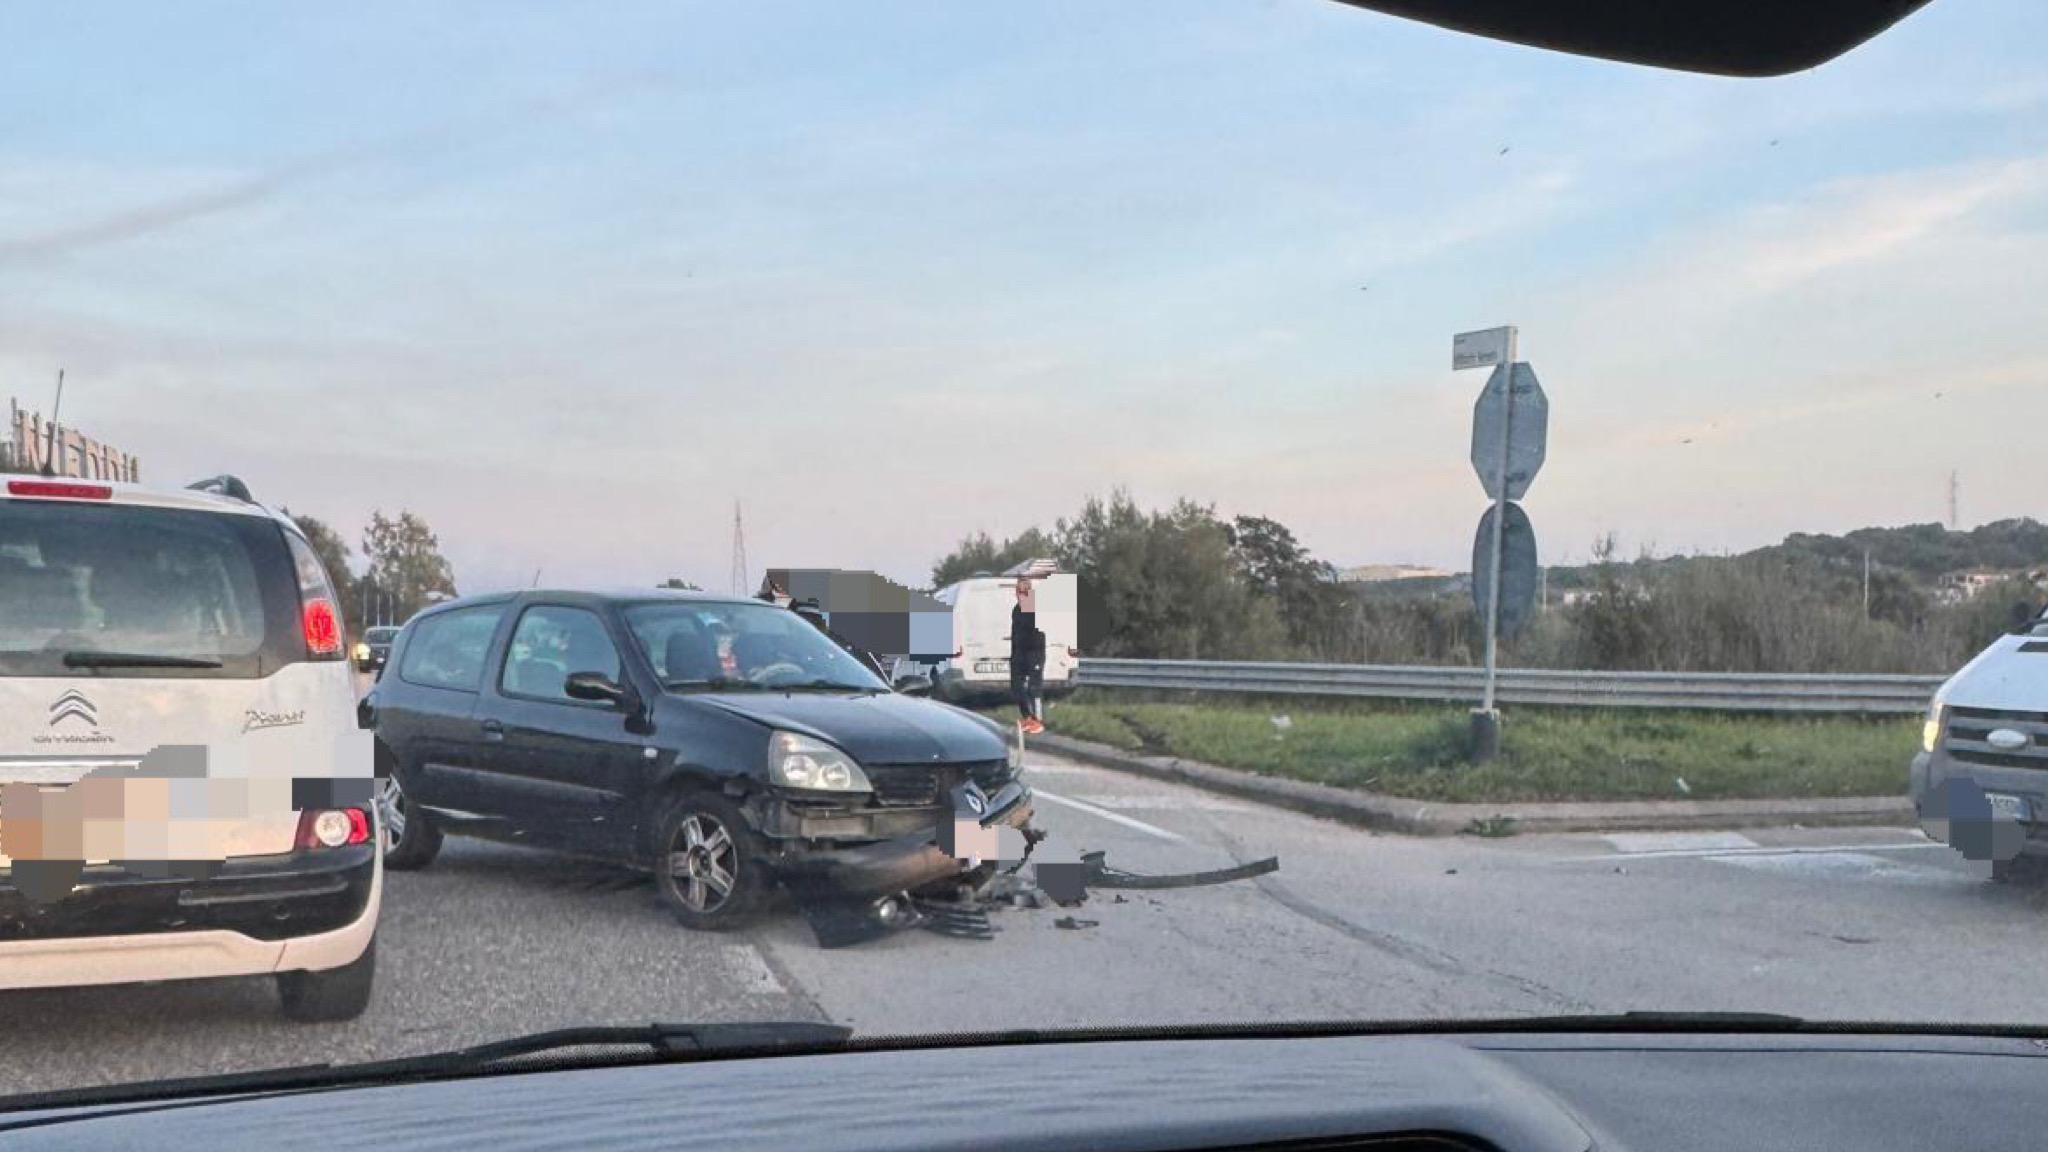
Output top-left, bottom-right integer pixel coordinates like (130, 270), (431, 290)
(1011, 605), (1046, 668)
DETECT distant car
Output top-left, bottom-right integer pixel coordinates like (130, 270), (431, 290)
(0, 474), (380, 1020)
(361, 589), (1034, 929)
(354, 626), (400, 674)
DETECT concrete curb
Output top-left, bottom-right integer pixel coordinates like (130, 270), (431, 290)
(1029, 732), (1913, 836)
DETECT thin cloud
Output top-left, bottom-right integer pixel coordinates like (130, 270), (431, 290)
(0, 71), (672, 266)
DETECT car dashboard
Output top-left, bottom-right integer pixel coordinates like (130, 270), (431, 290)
(2, 1029), (2042, 1151)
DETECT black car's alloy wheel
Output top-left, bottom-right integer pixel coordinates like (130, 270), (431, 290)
(378, 772), (443, 870)
(654, 793), (769, 930)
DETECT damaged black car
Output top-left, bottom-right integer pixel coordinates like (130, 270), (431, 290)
(358, 589), (1035, 931)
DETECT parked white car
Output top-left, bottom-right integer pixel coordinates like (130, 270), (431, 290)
(1912, 610), (2048, 881)
(0, 474), (379, 1018)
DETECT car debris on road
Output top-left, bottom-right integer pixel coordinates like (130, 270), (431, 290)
(794, 845), (1280, 949)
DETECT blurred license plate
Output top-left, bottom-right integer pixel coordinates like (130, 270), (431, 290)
(1987, 792), (2030, 821)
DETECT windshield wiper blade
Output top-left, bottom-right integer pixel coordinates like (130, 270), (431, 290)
(366, 1021), (854, 1072)
(60, 651), (223, 669)
(777, 679), (883, 693)
(0, 1021), (853, 1116)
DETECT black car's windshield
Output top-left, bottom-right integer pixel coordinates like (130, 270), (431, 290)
(365, 628), (400, 644)
(625, 601), (887, 692)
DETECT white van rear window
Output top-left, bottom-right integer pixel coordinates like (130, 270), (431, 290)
(0, 501), (275, 671)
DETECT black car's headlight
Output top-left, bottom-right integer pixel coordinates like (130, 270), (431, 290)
(768, 731), (873, 793)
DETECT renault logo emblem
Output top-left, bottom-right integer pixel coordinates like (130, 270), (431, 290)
(49, 690), (98, 729)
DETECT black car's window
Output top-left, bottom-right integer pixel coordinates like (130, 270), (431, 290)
(501, 605), (621, 702)
(366, 627), (400, 644)
(398, 605), (506, 691)
(625, 601), (886, 690)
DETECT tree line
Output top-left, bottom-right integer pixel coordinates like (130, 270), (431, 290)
(930, 495), (2047, 674)
(284, 509), (457, 641)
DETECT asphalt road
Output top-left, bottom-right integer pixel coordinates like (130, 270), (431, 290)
(5, 744), (2048, 1099)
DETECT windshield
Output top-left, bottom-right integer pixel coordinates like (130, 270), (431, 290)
(626, 601), (888, 691)
(7, 0), (2048, 1111)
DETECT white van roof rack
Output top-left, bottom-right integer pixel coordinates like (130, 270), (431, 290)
(1001, 558), (1060, 578)
(187, 475), (255, 503)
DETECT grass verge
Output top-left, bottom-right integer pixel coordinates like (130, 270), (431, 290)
(1035, 692), (1914, 804)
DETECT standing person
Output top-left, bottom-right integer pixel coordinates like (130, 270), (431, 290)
(1011, 576), (1047, 734)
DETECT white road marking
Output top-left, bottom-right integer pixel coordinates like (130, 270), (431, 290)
(1603, 831), (1759, 854)
(1033, 789), (1189, 843)
(1041, 794), (1254, 813)
(1712, 851), (1975, 886)
(724, 945), (788, 995)
(1561, 841), (1948, 862)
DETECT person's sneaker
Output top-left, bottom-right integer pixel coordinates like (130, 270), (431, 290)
(1022, 718), (1045, 735)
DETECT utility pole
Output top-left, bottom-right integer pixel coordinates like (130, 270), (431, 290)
(730, 501), (748, 596)
(1863, 549), (1871, 618)
(42, 369), (65, 477)
(1948, 470), (1960, 530)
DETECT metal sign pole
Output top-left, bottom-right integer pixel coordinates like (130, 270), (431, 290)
(1480, 335), (1516, 715)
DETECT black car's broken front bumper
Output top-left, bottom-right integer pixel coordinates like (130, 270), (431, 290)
(769, 781), (1034, 902)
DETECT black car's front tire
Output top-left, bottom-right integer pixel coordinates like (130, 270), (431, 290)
(653, 793), (770, 931)
(278, 939), (376, 1021)
(378, 773), (443, 871)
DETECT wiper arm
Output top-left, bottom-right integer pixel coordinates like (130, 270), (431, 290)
(0, 1021), (852, 1115)
(61, 651), (223, 669)
(366, 1021), (853, 1072)
(665, 676), (764, 691)
(779, 679), (884, 693)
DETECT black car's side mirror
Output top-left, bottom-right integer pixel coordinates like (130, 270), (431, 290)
(893, 673), (933, 697)
(564, 671), (629, 705)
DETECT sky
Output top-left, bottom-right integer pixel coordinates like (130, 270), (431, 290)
(2, 0), (2045, 593)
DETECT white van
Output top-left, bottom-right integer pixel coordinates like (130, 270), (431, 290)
(1912, 610), (2048, 881)
(930, 572), (1080, 704)
(0, 474), (379, 1019)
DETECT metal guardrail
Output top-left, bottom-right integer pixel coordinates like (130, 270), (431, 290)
(1076, 659), (1946, 714)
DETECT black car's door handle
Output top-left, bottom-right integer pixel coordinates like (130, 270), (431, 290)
(480, 719), (505, 742)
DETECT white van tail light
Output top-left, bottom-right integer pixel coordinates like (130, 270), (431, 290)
(284, 530), (346, 661)
(303, 600), (343, 656)
(296, 808), (372, 849)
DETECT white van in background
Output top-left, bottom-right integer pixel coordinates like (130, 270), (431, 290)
(930, 569), (1079, 705)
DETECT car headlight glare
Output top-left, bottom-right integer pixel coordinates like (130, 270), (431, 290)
(768, 731), (872, 793)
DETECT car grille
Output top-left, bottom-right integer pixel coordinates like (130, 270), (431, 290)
(1945, 706), (2048, 771)
(865, 760), (1014, 808)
